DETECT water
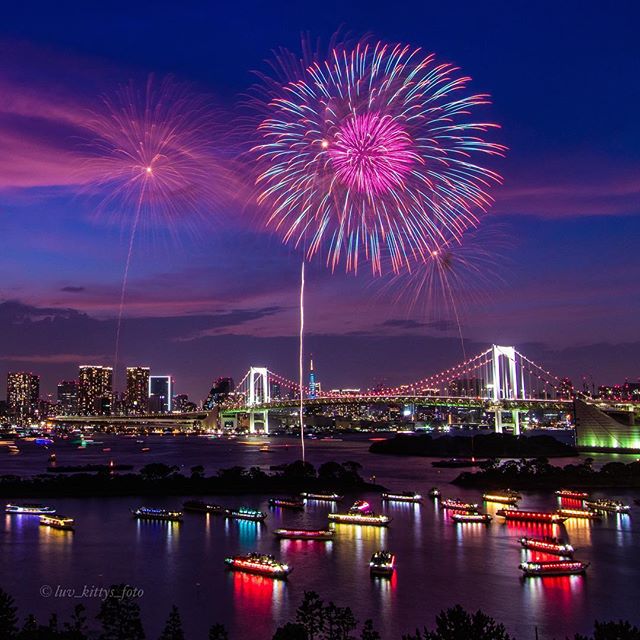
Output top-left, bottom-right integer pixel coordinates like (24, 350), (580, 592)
(0, 435), (639, 639)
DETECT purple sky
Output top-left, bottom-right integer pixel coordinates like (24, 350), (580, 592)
(1, 2), (639, 402)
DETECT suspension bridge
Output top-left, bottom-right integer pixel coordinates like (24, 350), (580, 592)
(223, 345), (576, 434)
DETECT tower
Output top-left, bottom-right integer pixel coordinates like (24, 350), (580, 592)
(308, 355), (317, 399)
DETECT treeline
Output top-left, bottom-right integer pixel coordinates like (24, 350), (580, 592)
(454, 456), (640, 489)
(0, 460), (379, 498)
(0, 587), (637, 639)
(369, 433), (576, 458)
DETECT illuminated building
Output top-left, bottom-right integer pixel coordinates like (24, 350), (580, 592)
(574, 399), (640, 451)
(126, 367), (150, 414)
(448, 377), (484, 397)
(57, 380), (78, 415)
(204, 377), (234, 409)
(149, 375), (172, 413)
(308, 356), (317, 399)
(7, 372), (40, 421)
(77, 366), (113, 416)
(173, 394), (196, 413)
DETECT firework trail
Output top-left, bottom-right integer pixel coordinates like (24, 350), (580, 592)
(81, 75), (231, 386)
(252, 39), (506, 276)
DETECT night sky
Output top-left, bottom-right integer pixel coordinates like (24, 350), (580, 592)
(1, 1), (639, 402)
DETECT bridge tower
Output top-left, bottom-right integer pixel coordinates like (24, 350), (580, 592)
(247, 367), (270, 434)
(490, 345), (523, 435)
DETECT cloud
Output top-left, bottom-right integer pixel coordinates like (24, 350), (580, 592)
(60, 286), (85, 293)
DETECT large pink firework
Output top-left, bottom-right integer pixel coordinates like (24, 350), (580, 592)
(252, 40), (506, 274)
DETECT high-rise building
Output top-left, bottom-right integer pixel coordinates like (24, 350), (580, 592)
(126, 367), (150, 414)
(7, 372), (40, 421)
(308, 356), (317, 399)
(203, 377), (235, 409)
(57, 380), (78, 415)
(78, 366), (113, 415)
(149, 375), (172, 413)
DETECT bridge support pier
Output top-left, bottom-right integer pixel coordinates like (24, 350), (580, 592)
(512, 410), (521, 436)
(249, 410), (269, 434)
(494, 409), (503, 434)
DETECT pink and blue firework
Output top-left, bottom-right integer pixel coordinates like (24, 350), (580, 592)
(252, 41), (506, 274)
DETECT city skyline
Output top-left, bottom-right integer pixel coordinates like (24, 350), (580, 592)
(1, 1), (640, 401)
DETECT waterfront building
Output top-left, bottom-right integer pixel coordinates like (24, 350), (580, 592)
(77, 366), (112, 415)
(57, 380), (78, 415)
(149, 375), (172, 413)
(7, 372), (40, 421)
(574, 399), (640, 451)
(309, 356), (317, 399)
(126, 367), (150, 414)
(204, 377), (234, 409)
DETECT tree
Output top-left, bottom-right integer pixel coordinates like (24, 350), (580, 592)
(17, 614), (38, 640)
(190, 465), (205, 479)
(575, 620), (640, 640)
(64, 605), (89, 640)
(140, 463), (178, 481)
(159, 606), (184, 640)
(296, 592), (325, 640)
(324, 602), (357, 640)
(402, 605), (514, 640)
(360, 620), (380, 640)
(273, 622), (308, 640)
(97, 584), (145, 640)
(0, 588), (18, 639)
(208, 623), (229, 640)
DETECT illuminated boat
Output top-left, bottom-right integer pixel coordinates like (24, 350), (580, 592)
(381, 491), (422, 503)
(556, 489), (589, 499)
(428, 487), (441, 498)
(557, 508), (601, 520)
(269, 498), (305, 510)
(519, 560), (589, 577)
(182, 500), (230, 516)
(441, 498), (479, 512)
(229, 507), (267, 522)
(5, 503), (56, 515)
(132, 507), (183, 522)
(224, 553), (291, 579)
(274, 528), (334, 540)
(369, 551), (395, 577)
(495, 509), (566, 523)
(451, 512), (492, 524)
(40, 514), (74, 530)
(300, 492), (343, 502)
(584, 499), (630, 514)
(482, 491), (520, 505)
(519, 537), (574, 557)
(328, 500), (391, 526)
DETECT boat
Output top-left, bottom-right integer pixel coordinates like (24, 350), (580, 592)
(269, 498), (305, 510)
(300, 492), (343, 502)
(259, 446), (270, 452)
(482, 491), (520, 505)
(274, 528), (334, 541)
(556, 489), (589, 499)
(369, 551), (396, 577)
(428, 487), (441, 499)
(441, 498), (479, 512)
(451, 512), (492, 524)
(182, 500), (230, 516)
(229, 507), (267, 522)
(557, 508), (601, 520)
(224, 553), (291, 579)
(40, 514), (74, 531)
(132, 507), (183, 522)
(6, 503), (56, 515)
(496, 509), (566, 524)
(381, 491), (422, 503)
(519, 560), (589, 577)
(584, 499), (630, 514)
(328, 500), (391, 526)
(519, 536), (574, 557)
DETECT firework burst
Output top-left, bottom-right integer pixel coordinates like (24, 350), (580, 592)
(252, 40), (506, 275)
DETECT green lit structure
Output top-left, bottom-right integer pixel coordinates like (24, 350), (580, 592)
(574, 399), (640, 452)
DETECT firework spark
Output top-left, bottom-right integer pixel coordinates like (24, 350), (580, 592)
(252, 40), (506, 275)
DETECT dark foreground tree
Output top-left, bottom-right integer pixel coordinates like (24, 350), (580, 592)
(360, 619), (380, 640)
(97, 584), (145, 640)
(403, 605), (514, 640)
(296, 592), (325, 640)
(64, 605), (89, 640)
(159, 606), (184, 640)
(208, 623), (229, 640)
(0, 588), (18, 639)
(575, 620), (640, 640)
(273, 622), (308, 640)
